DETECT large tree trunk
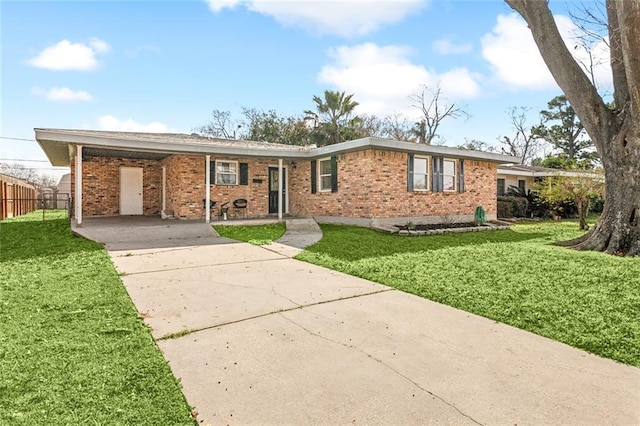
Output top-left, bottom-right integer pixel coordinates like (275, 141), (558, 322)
(506, 0), (640, 256)
(561, 134), (640, 255)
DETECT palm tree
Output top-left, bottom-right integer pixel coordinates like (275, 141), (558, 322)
(304, 90), (362, 146)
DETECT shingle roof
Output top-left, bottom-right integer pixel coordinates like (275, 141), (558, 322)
(35, 128), (522, 166)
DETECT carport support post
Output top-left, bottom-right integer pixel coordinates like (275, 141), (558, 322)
(278, 158), (283, 221)
(75, 144), (83, 226)
(205, 155), (211, 223)
(161, 166), (166, 219)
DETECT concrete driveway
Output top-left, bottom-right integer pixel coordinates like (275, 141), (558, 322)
(76, 217), (640, 425)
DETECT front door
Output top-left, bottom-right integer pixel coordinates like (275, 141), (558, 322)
(120, 167), (143, 215)
(268, 167), (287, 214)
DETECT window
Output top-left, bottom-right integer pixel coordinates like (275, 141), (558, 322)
(442, 159), (456, 191)
(409, 155), (464, 193)
(318, 158), (332, 192)
(518, 179), (526, 192)
(497, 178), (506, 196)
(413, 156), (429, 190)
(216, 161), (238, 185)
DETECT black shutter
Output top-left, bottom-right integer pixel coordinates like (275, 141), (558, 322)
(407, 153), (414, 191)
(458, 159), (465, 193)
(239, 163), (249, 185)
(310, 160), (317, 194)
(330, 155), (338, 193)
(432, 157), (440, 192)
(209, 160), (216, 185)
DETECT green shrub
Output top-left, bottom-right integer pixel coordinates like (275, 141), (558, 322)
(498, 196), (528, 218)
(497, 200), (513, 218)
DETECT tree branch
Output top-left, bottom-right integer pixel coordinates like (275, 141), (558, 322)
(612, 0), (640, 123)
(505, 0), (613, 154)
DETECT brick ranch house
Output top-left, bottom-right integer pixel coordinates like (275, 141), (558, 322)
(35, 128), (520, 227)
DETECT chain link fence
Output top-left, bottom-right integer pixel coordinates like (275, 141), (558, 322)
(1, 194), (71, 221)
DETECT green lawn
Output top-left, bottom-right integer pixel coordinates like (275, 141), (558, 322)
(296, 220), (640, 367)
(0, 211), (195, 425)
(214, 222), (286, 245)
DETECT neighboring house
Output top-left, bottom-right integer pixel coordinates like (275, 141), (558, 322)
(495, 164), (589, 196)
(35, 128), (520, 227)
(0, 173), (37, 220)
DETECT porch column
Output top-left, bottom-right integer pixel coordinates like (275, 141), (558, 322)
(161, 166), (167, 219)
(278, 158), (283, 221)
(75, 145), (83, 226)
(205, 155), (211, 223)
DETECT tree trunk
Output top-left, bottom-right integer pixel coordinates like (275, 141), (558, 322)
(560, 135), (640, 255)
(576, 198), (588, 231)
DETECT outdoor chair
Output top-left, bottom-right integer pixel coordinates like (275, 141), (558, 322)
(232, 198), (248, 219)
(202, 199), (217, 218)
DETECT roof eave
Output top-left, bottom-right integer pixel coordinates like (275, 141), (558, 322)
(310, 137), (521, 164)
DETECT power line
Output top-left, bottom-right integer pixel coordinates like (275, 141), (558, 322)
(1, 136), (36, 142)
(0, 158), (51, 163)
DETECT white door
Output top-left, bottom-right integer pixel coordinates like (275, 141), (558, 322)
(120, 167), (143, 215)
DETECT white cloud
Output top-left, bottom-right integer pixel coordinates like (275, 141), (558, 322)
(31, 86), (94, 102)
(98, 115), (171, 132)
(28, 38), (110, 71)
(433, 38), (472, 55)
(205, 0), (426, 37)
(206, 0), (241, 12)
(318, 43), (481, 118)
(481, 13), (612, 90)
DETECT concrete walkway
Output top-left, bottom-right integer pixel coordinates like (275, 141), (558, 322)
(76, 217), (640, 425)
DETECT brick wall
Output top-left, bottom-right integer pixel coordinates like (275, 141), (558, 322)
(163, 155), (205, 218)
(75, 156), (162, 216)
(68, 148), (497, 222)
(162, 154), (294, 219)
(290, 149), (497, 220)
(206, 157), (291, 219)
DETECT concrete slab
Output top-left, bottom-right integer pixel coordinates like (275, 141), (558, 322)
(274, 218), (322, 249)
(158, 312), (478, 425)
(118, 244), (388, 339)
(160, 291), (640, 425)
(73, 217), (222, 251)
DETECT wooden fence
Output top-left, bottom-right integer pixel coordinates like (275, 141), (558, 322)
(0, 175), (37, 220)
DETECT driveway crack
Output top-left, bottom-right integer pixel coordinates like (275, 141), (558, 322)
(278, 313), (484, 426)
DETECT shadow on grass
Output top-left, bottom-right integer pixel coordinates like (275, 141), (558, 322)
(0, 219), (103, 263)
(305, 224), (549, 262)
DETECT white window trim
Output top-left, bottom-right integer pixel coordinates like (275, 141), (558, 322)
(318, 157), (332, 192)
(215, 160), (239, 186)
(413, 155), (430, 192)
(443, 158), (457, 192)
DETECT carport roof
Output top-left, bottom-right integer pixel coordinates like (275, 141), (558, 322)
(35, 128), (521, 166)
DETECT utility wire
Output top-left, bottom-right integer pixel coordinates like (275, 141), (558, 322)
(0, 158), (51, 162)
(1, 136), (36, 142)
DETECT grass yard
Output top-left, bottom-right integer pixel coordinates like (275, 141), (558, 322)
(295, 220), (640, 367)
(0, 211), (195, 425)
(214, 222), (285, 245)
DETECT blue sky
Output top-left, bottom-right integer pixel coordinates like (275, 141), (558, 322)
(1, 0), (611, 181)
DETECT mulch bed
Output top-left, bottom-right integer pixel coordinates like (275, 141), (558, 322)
(395, 222), (479, 231)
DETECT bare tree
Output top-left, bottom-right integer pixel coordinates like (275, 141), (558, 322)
(195, 109), (241, 139)
(505, 0), (640, 256)
(499, 106), (542, 164)
(381, 112), (415, 141)
(409, 84), (469, 144)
